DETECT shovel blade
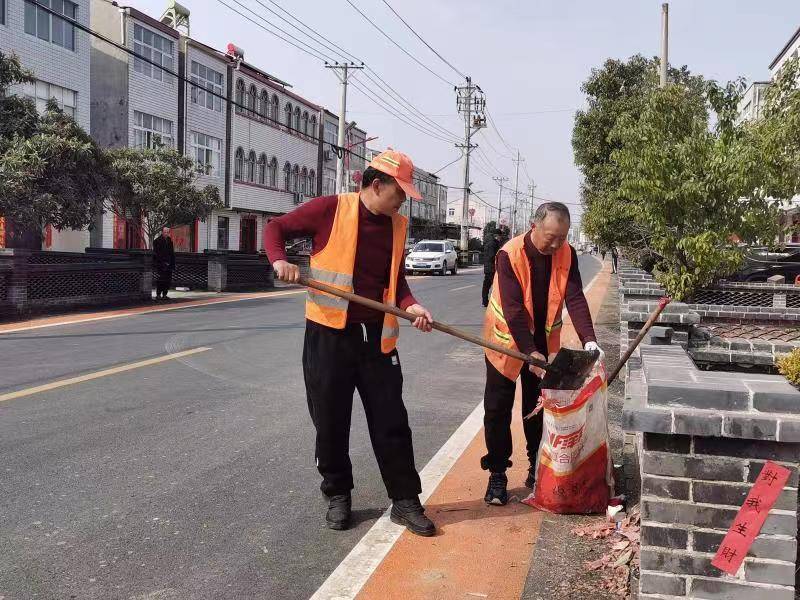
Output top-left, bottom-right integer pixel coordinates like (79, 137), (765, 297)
(540, 348), (599, 390)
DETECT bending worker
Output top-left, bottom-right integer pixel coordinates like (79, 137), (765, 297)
(265, 150), (436, 537)
(481, 202), (603, 505)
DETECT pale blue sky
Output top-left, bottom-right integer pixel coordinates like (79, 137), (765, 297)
(131, 0), (800, 225)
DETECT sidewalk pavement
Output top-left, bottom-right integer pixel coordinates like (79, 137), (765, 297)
(355, 260), (628, 600)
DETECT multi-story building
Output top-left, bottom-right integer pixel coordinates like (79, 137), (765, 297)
(321, 110), (367, 195)
(225, 44), (321, 253)
(1, 0), (92, 251)
(770, 25), (800, 80)
(90, 0), (180, 250)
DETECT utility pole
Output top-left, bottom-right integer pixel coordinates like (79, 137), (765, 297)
(456, 77), (486, 252)
(660, 3), (669, 88)
(492, 176), (508, 228)
(326, 62), (364, 193)
(528, 181), (536, 223)
(511, 150), (524, 236)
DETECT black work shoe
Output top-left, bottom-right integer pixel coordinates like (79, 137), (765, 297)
(525, 467), (536, 490)
(390, 497), (436, 537)
(484, 472), (509, 506)
(325, 494), (352, 530)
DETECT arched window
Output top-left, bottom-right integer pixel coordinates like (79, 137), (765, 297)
(301, 167), (308, 195)
(268, 157), (278, 187)
(309, 115), (317, 138)
(294, 107), (301, 132)
(257, 153), (267, 184)
(292, 164), (300, 192)
(259, 90), (269, 120)
(271, 95), (279, 121)
(302, 111), (309, 136)
(285, 102), (293, 128)
(235, 79), (245, 113)
(309, 169), (316, 195)
(234, 147), (244, 180)
(283, 162), (292, 191)
(246, 150), (256, 182)
(248, 84), (257, 115)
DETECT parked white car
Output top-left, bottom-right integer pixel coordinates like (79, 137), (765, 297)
(405, 240), (458, 276)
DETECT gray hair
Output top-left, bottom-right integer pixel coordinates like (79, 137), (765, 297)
(533, 202), (571, 224)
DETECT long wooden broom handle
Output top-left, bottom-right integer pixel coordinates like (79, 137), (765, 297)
(607, 296), (671, 384)
(298, 276), (552, 371)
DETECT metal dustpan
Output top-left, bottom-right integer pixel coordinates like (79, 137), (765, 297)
(539, 347), (600, 390)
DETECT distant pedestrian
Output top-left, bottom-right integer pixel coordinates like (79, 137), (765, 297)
(482, 225), (508, 307)
(153, 227), (175, 300)
(601, 248), (607, 261)
(611, 247), (618, 274)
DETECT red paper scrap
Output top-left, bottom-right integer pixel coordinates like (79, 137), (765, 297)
(711, 461), (791, 575)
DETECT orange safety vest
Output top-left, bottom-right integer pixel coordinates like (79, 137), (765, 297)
(483, 234), (572, 381)
(305, 192), (407, 353)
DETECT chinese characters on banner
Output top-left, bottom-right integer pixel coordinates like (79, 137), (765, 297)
(711, 461), (791, 575)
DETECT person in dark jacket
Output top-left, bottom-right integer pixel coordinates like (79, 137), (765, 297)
(153, 227), (175, 300)
(482, 226), (508, 307)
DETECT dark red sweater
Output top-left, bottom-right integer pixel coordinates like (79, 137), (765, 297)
(264, 195), (417, 323)
(495, 235), (596, 356)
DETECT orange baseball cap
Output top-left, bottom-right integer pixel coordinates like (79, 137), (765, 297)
(368, 149), (422, 200)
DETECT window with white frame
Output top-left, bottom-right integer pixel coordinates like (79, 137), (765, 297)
(283, 162), (291, 191)
(259, 90), (269, 120)
(300, 168), (308, 195)
(133, 24), (174, 83)
(285, 102), (292, 127)
(246, 151), (256, 182)
(271, 95), (279, 121)
(448, 208), (455, 217)
(24, 0), (77, 51)
(309, 170), (316, 196)
(324, 122), (337, 147)
(323, 169), (336, 196)
(302, 112), (309, 136)
(247, 84), (257, 115)
(190, 61), (223, 112)
(235, 79), (245, 113)
(294, 108), (301, 133)
(257, 153), (267, 185)
(292, 165), (300, 192)
(133, 111), (173, 149)
(310, 116), (317, 139)
(268, 157), (278, 187)
(234, 148), (244, 180)
(21, 80), (77, 118)
(191, 132), (221, 177)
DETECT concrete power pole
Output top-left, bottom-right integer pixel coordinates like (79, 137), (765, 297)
(660, 3), (669, 88)
(528, 182), (536, 223)
(511, 150), (524, 236)
(492, 176), (508, 228)
(456, 77), (486, 252)
(326, 63), (364, 193)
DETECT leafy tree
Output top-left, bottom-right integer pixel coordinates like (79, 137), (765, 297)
(0, 51), (113, 246)
(572, 55), (706, 253)
(482, 220), (497, 248)
(612, 81), (779, 299)
(107, 147), (222, 248)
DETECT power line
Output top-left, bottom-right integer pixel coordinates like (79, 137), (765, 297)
(345, 0), (456, 87)
(216, 0), (331, 62)
(486, 110), (516, 155)
(477, 129), (513, 160)
(379, 0), (466, 79)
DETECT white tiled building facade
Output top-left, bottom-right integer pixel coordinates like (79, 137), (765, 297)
(321, 110), (367, 195)
(226, 55), (320, 252)
(1, 0), (92, 251)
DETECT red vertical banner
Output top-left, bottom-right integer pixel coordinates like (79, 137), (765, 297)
(44, 225), (53, 249)
(712, 461), (791, 575)
(193, 219), (199, 253)
(113, 214), (126, 249)
(0, 217), (6, 248)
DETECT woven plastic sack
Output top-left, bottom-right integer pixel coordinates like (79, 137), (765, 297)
(523, 364), (614, 514)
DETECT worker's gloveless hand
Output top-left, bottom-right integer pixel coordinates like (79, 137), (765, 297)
(407, 304), (433, 332)
(529, 351), (547, 378)
(273, 260), (300, 284)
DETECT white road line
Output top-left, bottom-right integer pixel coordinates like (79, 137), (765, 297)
(309, 400), (485, 600)
(450, 284), (476, 292)
(310, 264), (604, 600)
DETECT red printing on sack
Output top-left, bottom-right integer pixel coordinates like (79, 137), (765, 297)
(711, 461), (791, 575)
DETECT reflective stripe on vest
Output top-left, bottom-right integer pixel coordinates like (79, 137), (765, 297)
(309, 266), (354, 288)
(307, 289), (349, 310)
(482, 236), (572, 381)
(382, 324), (400, 340)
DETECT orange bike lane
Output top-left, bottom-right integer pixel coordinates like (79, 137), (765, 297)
(355, 261), (612, 600)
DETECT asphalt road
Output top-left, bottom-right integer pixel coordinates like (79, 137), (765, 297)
(0, 256), (600, 600)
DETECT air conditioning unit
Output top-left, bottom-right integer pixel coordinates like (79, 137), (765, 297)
(323, 150), (332, 161)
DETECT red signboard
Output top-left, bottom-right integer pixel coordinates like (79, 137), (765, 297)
(712, 461), (791, 575)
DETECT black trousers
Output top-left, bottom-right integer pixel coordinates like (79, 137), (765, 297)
(482, 270), (495, 305)
(155, 270), (172, 297)
(481, 357), (544, 473)
(302, 320), (422, 500)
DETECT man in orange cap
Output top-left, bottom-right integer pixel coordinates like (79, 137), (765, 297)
(264, 149), (436, 536)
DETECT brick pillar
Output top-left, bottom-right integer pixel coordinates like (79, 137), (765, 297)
(207, 252), (227, 292)
(139, 251), (153, 299)
(3, 249), (31, 317)
(625, 344), (800, 599)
